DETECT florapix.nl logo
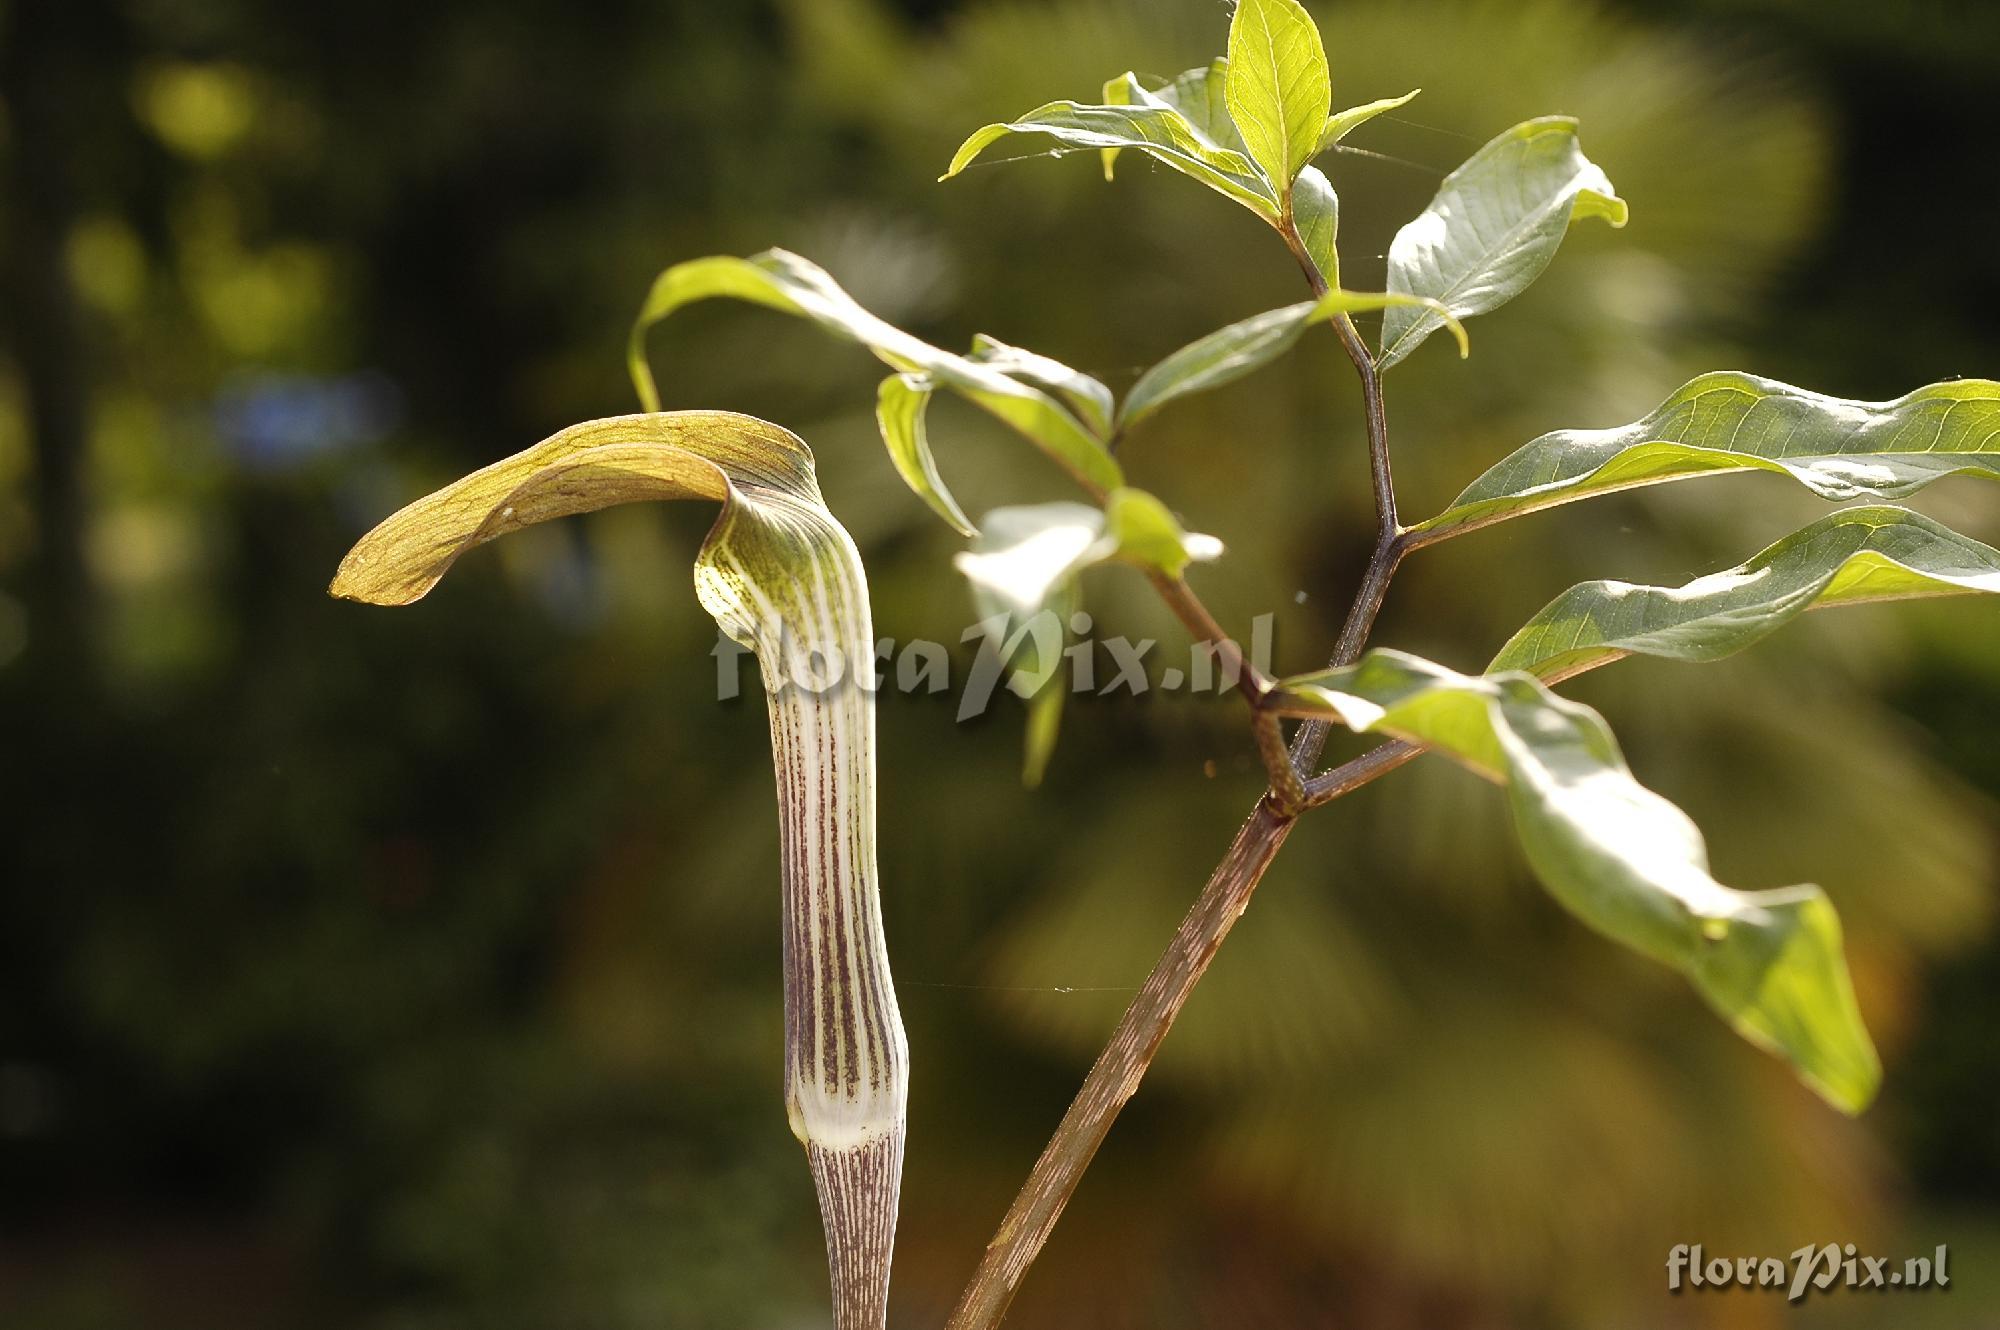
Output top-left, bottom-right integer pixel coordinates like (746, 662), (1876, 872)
(710, 609), (1280, 722)
(1668, 1243), (1950, 1303)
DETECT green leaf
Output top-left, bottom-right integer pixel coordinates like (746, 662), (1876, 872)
(955, 502), (1097, 787)
(967, 333), (1115, 440)
(1226, 0), (1332, 193)
(955, 502), (1108, 632)
(1317, 88), (1420, 153)
(1119, 288), (1467, 433)
(628, 248), (1121, 504)
(1410, 373), (2000, 545)
(942, 99), (1278, 219)
(1103, 486), (1225, 578)
(330, 409), (910, 1323)
(1491, 506), (2000, 681)
(1378, 117), (1627, 371)
(1291, 164), (1340, 290)
(1100, 61), (1246, 180)
(875, 373), (977, 538)
(955, 492), (1220, 783)
(1276, 649), (1880, 1114)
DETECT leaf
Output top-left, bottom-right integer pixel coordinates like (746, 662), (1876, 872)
(1490, 506), (2000, 681)
(1291, 164), (1340, 289)
(1317, 88), (1420, 153)
(331, 410), (909, 1326)
(943, 99), (1279, 219)
(967, 333), (1115, 440)
(1410, 373), (2000, 544)
(875, 373), (977, 538)
(1275, 649), (1880, 1114)
(1119, 288), (1468, 432)
(955, 492), (1220, 782)
(1378, 117), (1628, 371)
(1103, 486), (1225, 578)
(955, 502), (1096, 788)
(1100, 60), (1247, 180)
(1226, 0), (1332, 193)
(956, 502), (1108, 634)
(953, 490), (1220, 623)
(628, 248), (1121, 503)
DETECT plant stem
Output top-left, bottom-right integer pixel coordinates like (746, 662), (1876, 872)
(941, 742), (1410, 1328)
(946, 224), (1411, 1328)
(1146, 569), (1313, 806)
(1290, 307), (1401, 773)
(944, 800), (1293, 1330)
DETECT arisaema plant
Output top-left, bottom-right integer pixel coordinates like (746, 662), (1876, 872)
(331, 1), (2000, 1324)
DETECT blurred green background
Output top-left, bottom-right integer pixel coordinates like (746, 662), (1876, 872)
(3, 0), (1998, 1325)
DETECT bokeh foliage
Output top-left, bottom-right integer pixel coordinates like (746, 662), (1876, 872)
(2, 0), (1998, 1326)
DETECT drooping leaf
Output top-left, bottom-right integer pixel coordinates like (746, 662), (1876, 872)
(1100, 60), (1246, 180)
(1290, 164), (1340, 289)
(942, 99), (1279, 219)
(955, 492), (1220, 783)
(1409, 373), (2000, 545)
(627, 248), (1121, 501)
(1490, 507), (2000, 681)
(1274, 649), (1879, 1114)
(331, 410), (908, 1328)
(967, 333), (1116, 440)
(1225, 0), (1332, 193)
(1378, 117), (1628, 371)
(1119, 288), (1468, 433)
(875, 373), (977, 538)
(1317, 88), (1421, 153)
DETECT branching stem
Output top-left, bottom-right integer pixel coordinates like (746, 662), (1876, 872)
(947, 221), (1410, 1327)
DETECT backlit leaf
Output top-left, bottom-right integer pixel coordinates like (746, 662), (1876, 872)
(956, 492), (1220, 783)
(1120, 288), (1467, 432)
(967, 333), (1116, 440)
(1100, 60), (1246, 180)
(1226, 0), (1332, 193)
(1291, 164), (1340, 289)
(331, 410), (909, 1327)
(1378, 117), (1627, 371)
(875, 373), (977, 538)
(1317, 88), (1421, 153)
(942, 99), (1279, 219)
(1103, 486), (1225, 579)
(1275, 649), (1880, 1114)
(1410, 373), (2000, 544)
(1491, 507), (2000, 680)
(628, 249), (1121, 502)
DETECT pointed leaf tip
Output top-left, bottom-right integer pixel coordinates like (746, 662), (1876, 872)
(1226, 0), (1331, 191)
(1276, 649), (1880, 1113)
(943, 87), (1280, 219)
(1379, 116), (1625, 370)
(1414, 373), (2000, 543)
(1493, 506), (2000, 680)
(1318, 88), (1421, 153)
(1117, 288), (1466, 433)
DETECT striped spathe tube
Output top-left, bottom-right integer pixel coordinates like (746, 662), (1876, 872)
(331, 410), (908, 1330)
